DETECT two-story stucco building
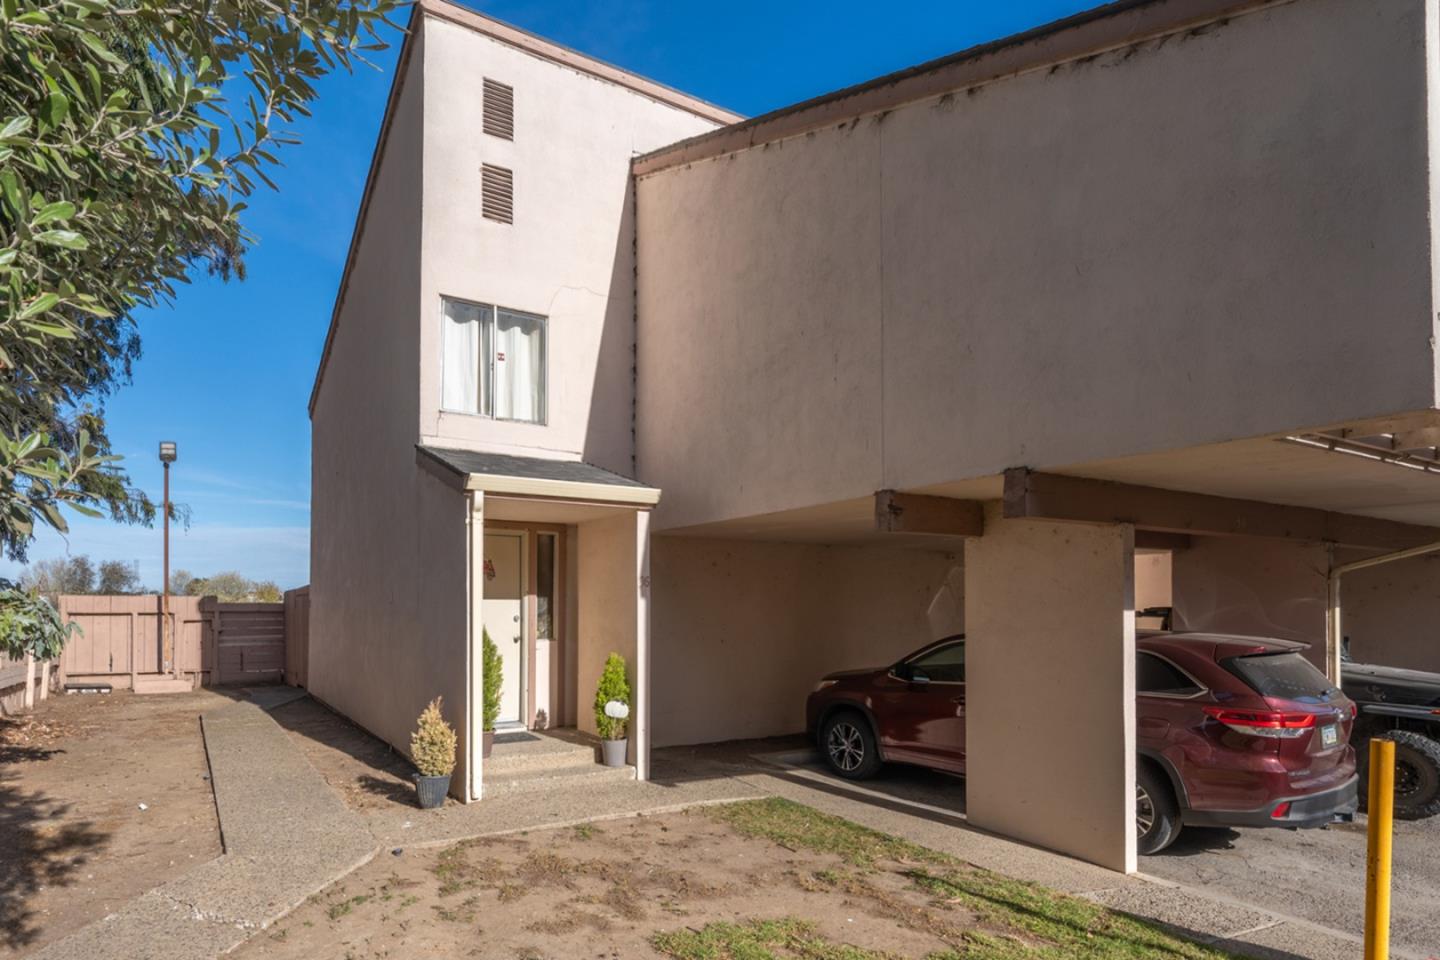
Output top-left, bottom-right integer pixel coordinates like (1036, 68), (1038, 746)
(311, 0), (1440, 873)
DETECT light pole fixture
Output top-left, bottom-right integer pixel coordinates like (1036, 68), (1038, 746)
(159, 441), (178, 676)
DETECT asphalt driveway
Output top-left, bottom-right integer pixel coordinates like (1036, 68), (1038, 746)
(1142, 812), (1440, 957)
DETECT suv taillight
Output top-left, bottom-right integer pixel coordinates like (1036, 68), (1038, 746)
(1202, 706), (1316, 739)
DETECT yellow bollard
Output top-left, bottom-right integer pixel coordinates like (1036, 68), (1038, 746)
(1364, 738), (1395, 960)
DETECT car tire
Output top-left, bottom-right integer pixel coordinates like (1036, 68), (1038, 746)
(820, 710), (882, 780)
(1136, 762), (1182, 855)
(1360, 731), (1440, 821)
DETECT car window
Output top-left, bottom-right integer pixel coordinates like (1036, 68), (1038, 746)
(1224, 652), (1337, 702)
(908, 641), (965, 683)
(1137, 651), (1203, 696)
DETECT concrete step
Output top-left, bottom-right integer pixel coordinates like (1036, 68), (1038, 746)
(486, 730), (601, 774)
(482, 761), (636, 797)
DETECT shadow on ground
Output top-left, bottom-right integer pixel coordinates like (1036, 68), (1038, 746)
(0, 721), (109, 950)
(266, 696), (415, 810)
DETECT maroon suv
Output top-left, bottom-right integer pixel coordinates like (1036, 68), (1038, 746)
(805, 631), (1358, 853)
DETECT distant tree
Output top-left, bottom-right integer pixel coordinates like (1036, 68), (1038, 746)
(96, 559), (142, 595)
(19, 554), (94, 598)
(168, 569), (196, 596)
(251, 581), (283, 603)
(183, 570), (280, 602)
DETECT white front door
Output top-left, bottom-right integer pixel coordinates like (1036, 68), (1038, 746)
(483, 531), (525, 725)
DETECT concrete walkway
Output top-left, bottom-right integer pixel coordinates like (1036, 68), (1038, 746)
(30, 699), (374, 960)
(29, 701), (1412, 960)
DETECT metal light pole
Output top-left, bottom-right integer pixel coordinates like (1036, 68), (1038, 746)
(159, 441), (177, 676)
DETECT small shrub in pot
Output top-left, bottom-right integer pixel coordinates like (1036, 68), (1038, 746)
(410, 697), (456, 809)
(481, 628), (503, 758)
(594, 652), (630, 767)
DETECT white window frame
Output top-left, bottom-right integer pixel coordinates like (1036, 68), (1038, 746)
(440, 296), (548, 425)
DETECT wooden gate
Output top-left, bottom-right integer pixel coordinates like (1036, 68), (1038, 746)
(203, 599), (286, 685)
(57, 595), (208, 689)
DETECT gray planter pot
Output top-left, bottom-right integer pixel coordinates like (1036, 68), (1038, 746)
(414, 773), (450, 809)
(601, 738), (628, 768)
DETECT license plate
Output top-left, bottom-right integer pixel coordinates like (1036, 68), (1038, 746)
(1321, 724), (1338, 747)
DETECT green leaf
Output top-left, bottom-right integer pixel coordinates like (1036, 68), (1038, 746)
(34, 230), (88, 250)
(16, 293), (60, 319)
(0, 115), (29, 140)
(38, 92), (69, 129)
(32, 200), (76, 225)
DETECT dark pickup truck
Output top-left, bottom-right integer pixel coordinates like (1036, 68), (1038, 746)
(1341, 655), (1440, 819)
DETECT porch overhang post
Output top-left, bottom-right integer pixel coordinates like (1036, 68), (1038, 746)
(635, 509), (652, 781)
(467, 489), (486, 801)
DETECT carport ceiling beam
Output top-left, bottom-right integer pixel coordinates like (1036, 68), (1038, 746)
(875, 490), (984, 537)
(1003, 468), (1440, 550)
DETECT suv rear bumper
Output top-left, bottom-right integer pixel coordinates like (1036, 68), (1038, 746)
(1182, 775), (1358, 830)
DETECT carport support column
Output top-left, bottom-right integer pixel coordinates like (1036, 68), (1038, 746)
(965, 507), (1137, 873)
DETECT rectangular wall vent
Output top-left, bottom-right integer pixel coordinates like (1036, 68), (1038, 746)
(481, 163), (514, 224)
(483, 78), (514, 140)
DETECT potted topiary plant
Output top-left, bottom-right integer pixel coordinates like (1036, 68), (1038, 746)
(410, 696), (457, 809)
(481, 628), (503, 758)
(594, 652), (631, 767)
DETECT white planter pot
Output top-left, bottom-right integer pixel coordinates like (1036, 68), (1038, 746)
(601, 738), (628, 767)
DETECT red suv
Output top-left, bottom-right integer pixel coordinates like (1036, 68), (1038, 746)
(805, 631), (1358, 853)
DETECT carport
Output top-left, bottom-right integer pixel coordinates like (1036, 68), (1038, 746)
(652, 413), (1440, 876)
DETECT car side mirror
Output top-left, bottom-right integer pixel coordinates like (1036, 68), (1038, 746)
(908, 669), (931, 686)
(893, 663), (914, 682)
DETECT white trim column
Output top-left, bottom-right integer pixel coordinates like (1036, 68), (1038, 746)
(635, 508), (652, 781)
(466, 490), (486, 802)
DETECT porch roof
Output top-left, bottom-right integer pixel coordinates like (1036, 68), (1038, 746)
(417, 446), (660, 506)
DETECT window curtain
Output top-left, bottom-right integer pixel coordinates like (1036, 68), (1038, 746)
(494, 309), (545, 422)
(442, 299), (491, 414)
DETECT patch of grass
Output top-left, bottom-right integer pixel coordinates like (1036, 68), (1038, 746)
(908, 869), (1245, 959)
(433, 895), (482, 923)
(707, 798), (945, 868)
(573, 822), (598, 840)
(652, 917), (936, 960)
(327, 894), (370, 921)
(708, 800), (1251, 960)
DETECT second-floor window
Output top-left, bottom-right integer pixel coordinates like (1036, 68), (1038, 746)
(441, 297), (547, 424)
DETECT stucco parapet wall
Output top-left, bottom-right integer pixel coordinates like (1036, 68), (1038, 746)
(633, 0), (1287, 177)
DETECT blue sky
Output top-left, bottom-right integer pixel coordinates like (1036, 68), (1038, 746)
(3, 0), (1097, 591)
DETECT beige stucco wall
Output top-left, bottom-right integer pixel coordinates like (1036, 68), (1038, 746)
(649, 536), (963, 747)
(1171, 537), (1330, 668)
(966, 513), (1136, 873)
(311, 28), (473, 791)
(416, 15), (725, 475)
(575, 510), (650, 771)
(636, 0), (1438, 531)
(1343, 553), (1440, 673)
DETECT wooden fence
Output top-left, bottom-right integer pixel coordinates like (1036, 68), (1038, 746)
(284, 586), (310, 689)
(0, 590), (313, 706)
(205, 598), (285, 685)
(57, 594), (207, 689)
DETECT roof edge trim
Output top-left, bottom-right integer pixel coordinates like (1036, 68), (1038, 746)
(633, 0), (1285, 178)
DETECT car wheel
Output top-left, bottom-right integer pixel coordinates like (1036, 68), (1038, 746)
(1136, 762), (1182, 855)
(820, 711), (882, 780)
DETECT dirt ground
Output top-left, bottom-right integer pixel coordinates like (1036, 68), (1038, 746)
(0, 690), (224, 957)
(235, 799), (1237, 960)
(268, 697), (420, 811)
